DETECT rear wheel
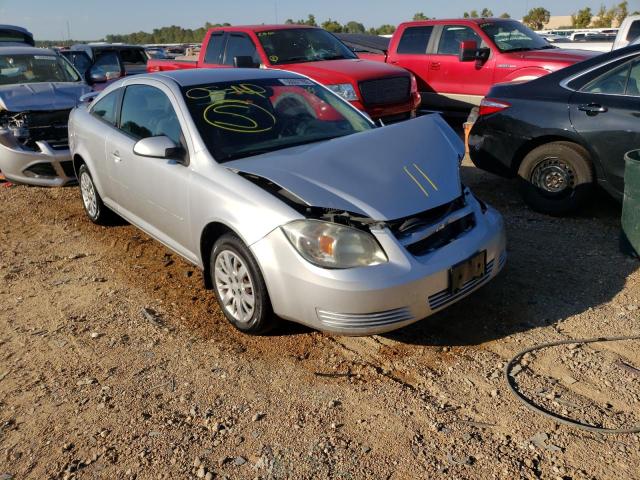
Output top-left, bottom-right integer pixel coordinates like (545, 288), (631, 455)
(211, 233), (275, 334)
(78, 164), (115, 225)
(517, 142), (594, 215)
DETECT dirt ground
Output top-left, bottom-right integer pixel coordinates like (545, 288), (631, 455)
(0, 161), (639, 480)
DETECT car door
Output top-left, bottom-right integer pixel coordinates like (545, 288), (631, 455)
(427, 24), (495, 110)
(569, 56), (640, 194)
(386, 26), (434, 97)
(112, 83), (193, 256)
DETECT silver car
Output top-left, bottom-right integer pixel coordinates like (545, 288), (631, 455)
(0, 46), (91, 186)
(68, 69), (506, 335)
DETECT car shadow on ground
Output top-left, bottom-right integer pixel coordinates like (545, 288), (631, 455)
(382, 167), (637, 347)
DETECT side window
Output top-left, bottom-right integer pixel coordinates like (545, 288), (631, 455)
(437, 25), (482, 55)
(223, 34), (260, 66)
(582, 61), (632, 95)
(120, 49), (147, 65)
(626, 60), (640, 96)
(92, 51), (120, 75)
(90, 89), (120, 125)
(627, 20), (640, 42)
(203, 33), (225, 64)
(397, 26), (433, 54)
(119, 84), (183, 145)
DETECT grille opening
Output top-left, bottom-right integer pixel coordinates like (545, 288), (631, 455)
(61, 161), (76, 178)
(359, 76), (411, 106)
(388, 196), (467, 238)
(406, 213), (476, 256)
(24, 162), (56, 178)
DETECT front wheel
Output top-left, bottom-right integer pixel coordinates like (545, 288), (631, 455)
(211, 233), (275, 334)
(517, 142), (594, 216)
(78, 164), (116, 225)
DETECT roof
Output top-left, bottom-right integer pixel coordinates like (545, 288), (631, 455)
(399, 17), (516, 27)
(149, 67), (306, 87)
(212, 24), (317, 32)
(0, 46), (56, 56)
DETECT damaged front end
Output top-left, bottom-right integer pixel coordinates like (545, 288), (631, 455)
(0, 109), (76, 186)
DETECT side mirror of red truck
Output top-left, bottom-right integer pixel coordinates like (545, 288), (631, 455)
(459, 41), (491, 63)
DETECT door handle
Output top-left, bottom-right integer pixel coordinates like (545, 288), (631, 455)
(430, 62), (441, 70)
(111, 150), (121, 162)
(578, 104), (608, 115)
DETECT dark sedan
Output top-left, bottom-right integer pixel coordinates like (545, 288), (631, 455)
(469, 44), (640, 215)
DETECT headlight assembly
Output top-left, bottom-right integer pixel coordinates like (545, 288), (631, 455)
(326, 83), (359, 102)
(282, 220), (387, 269)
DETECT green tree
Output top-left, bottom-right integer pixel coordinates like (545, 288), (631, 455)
(413, 12), (428, 21)
(345, 21), (365, 33)
(523, 7), (551, 30)
(481, 8), (493, 17)
(499, 12), (511, 18)
(464, 10), (479, 18)
(375, 24), (397, 35)
(615, 1), (629, 25)
(571, 7), (593, 28)
(592, 4), (614, 28)
(322, 19), (343, 33)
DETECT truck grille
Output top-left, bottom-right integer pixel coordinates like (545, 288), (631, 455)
(358, 77), (411, 106)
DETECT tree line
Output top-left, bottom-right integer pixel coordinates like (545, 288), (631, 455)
(38, 3), (640, 45)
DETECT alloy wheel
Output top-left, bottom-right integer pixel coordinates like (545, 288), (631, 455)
(80, 171), (98, 218)
(214, 250), (255, 324)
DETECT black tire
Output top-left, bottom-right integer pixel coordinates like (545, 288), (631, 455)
(210, 233), (275, 334)
(78, 164), (116, 225)
(517, 141), (594, 216)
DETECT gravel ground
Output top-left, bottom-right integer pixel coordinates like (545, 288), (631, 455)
(0, 160), (639, 480)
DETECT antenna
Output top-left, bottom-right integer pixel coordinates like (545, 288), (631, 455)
(66, 20), (71, 42)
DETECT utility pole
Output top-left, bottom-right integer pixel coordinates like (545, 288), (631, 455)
(66, 20), (71, 42)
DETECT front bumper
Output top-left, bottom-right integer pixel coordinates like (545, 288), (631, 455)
(0, 139), (75, 187)
(351, 92), (422, 123)
(251, 198), (506, 335)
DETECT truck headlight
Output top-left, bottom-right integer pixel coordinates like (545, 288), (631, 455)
(327, 83), (358, 102)
(282, 220), (387, 269)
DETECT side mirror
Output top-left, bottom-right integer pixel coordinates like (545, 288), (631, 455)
(88, 71), (108, 84)
(459, 40), (479, 62)
(133, 136), (183, 161)
(234, 55), (259, 68)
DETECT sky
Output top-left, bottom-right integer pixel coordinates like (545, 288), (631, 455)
(1, 0), (639, 40)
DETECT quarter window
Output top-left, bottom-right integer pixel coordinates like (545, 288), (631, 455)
(90, 89), (120, 125)
(581, 59), (640, 96)
(119, 84), (183, 145)
(223, 34), (260, 66)
(397, 26), (433, 54)
(437, 25), (482, 55)
(203, 33), (225, 64)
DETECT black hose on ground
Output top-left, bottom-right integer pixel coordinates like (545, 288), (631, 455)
(505, 334), (640, 434)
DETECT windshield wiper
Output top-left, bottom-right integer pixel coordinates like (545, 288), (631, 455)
(319, 55), (347, 61)
(503, 47), (535, 53)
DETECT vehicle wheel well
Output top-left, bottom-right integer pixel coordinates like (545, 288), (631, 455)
(73, 154), (86, 177)
(200, 222), (235, 290)
(512, 136), (592, 175)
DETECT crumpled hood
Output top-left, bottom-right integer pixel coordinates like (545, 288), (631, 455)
(226, 115), (464, 221)
(0, 82), (91, 111)
(278, 58), (410, 85)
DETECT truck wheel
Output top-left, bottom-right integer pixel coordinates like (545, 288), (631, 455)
(517, 141), (594, 216)
(78, 164), (116, 225)
(211, 233), (275, 335)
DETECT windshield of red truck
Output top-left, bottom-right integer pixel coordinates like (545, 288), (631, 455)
(256, 28), (357, 65)
(480, 20), (552, 52)
(182, 78), (372, 162)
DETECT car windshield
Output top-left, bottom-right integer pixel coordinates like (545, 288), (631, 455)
(183, 78), (373, 162)
(0, 53), (81, 85)
(480, 20), (551, 52)
(256, 28), (357, 65)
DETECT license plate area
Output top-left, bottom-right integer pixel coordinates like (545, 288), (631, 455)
(449, 251), (486, 293)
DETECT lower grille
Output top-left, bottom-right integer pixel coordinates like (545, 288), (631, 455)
(428, 256), (499, 311)
(24, 110), (70, 149)
(407, 213), (475, 256)
(359, 76), (411, 106)
(317, 307), (414, 330)
(24, 162), (56, 178)
(61, 161), (76, 178)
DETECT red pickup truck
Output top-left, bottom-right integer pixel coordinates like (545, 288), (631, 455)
(362, 18), (599, 112)
(147, 25), (421, 123)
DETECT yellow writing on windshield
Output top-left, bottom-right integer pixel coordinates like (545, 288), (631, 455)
(204, 99), (276, 133)
(186, 84), (268, 101)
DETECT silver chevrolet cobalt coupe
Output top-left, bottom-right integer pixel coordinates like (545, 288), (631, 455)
(69, 69), (506, 335)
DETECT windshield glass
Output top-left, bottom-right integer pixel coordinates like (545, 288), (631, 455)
(0, 54), (81, 85)
(256, 28), (357, 65)
(183, 78), (373, 162)
(480, 20), (551, 52)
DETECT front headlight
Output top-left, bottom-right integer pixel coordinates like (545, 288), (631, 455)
(327, 83), (359, 102)
(282, 220), (387, 269)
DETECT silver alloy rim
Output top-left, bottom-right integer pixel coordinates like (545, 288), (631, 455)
(531, 157), (575, 194)
(80, 171), (98, 218)
(214, 250), (255, 324)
